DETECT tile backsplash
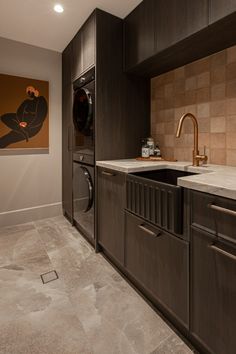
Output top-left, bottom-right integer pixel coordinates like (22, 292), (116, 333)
(151, 45), (236, 166)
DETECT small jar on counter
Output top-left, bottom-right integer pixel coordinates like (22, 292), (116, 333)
(141, 139), (150, 158)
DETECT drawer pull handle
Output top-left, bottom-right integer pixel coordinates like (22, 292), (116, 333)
(101, 171), (116, 177)
(209, 244), (236, 261)
(138, 224), (162, 238)
(208, 204), (236, 217)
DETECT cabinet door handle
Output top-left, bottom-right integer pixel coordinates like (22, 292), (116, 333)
(209, 244), (236, 261)
(138, 224), (162, 238)
(101, 171), (116, 177)
(208, 203), (236, 217)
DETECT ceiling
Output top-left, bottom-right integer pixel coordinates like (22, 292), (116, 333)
(0, 0), (142, 52)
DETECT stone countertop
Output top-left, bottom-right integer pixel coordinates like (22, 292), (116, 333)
(96, 159), (236, 200)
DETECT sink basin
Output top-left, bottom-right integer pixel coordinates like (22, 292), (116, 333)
(131, 169), (196, 186)
(126, 169), (197, 235)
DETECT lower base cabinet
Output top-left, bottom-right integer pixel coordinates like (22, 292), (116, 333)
(97, 168), (125, 266)
(125, 211), (189, 328)
(191, 227), (236, 354)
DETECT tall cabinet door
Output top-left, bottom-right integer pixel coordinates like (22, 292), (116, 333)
(124, 0), (156, 70)
(62, 80), (73, 221)
(191, 227), (236, 354)
(97, 168), (125, 266)
(82, 14), (95, 73)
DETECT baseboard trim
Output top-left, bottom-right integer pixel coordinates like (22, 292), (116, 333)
(0, 202), (62, 227)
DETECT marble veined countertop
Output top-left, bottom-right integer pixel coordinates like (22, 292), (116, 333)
(96, 159), (236, 200)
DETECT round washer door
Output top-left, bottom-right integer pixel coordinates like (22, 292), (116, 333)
(73, 87), (93, 136)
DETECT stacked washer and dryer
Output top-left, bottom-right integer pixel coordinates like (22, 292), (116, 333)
(72, 67), (95, 243)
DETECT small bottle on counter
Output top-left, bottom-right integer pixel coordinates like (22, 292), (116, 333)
(147, 137), (155, 156)
(141, 138), (150, 158)
(154, 143), (161, 157)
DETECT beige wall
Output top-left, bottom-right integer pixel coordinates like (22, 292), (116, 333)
(151, 45), (236, 166)
(0, 37), (62, 226)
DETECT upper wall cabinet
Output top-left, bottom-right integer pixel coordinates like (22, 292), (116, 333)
(71, 13), (95, 82)
(209, 0), (236, 24)
(124, 0), (156, 71)
(155, 0), (208, 52)
(124, 0), (208, 72)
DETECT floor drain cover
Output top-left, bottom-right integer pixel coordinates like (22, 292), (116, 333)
(40, 270), (59, 284)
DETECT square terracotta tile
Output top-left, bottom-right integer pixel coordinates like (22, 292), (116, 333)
(185, 76), (197, 91)
(164, 108), (174, 122)
(155, 123), (165, 135)
(210, 117), (226, 133)
(226, 62), (236, 81)
(196, 87), (210, 103)
(198, 117), (210, 133)
(174, 93), (185, 108)
(226, 149), (236, 166)
(210, 100), (226, 117)
(210, 133), (226, 149)
(226, 116), (236, 132)
(197, 72), (210, 89)
(164, 83), (174, 97)
(227, 45), (236, 64)
(211, 83), (226, 101)
(174, 79), (185, 94)
(211, 66), (226, 85)
(226, 133), (236, 149)
(226, 80), (236, 98)
(210, 149), (226, 165)
(226, 98), (236, 115)
(185, 90), (197, 105)
(164, 122), (175, 134)
(197, 103), (210, 118)
(164, 134), (174, 147)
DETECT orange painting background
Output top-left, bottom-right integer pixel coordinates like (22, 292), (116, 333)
(0, 73), (49, 149)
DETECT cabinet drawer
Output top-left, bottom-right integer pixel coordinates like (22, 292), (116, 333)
(125, 211), (189, 327)
(191, 191), (236, 244)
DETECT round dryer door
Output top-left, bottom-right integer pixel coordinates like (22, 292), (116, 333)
(73, 88), (93, 136)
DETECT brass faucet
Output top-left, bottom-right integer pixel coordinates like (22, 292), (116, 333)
(176, 113), (208, 166)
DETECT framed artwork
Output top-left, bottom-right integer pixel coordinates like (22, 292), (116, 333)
(0, 73), (49, 153)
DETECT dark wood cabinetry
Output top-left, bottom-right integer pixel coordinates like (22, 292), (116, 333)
(125, 211), (189, 328)
(124, 0), (236, 77)
(62, 43), (72, 86)
(62, 9), (149, 222)
(191, 227), (236, 354)
(124, 0), (208, 74)
(155, 0), (208, 52)
(71, 31), (83, 82)
(124, 0), (155, 71)
(72, 13), (95, 81)
(97, 168), (126, 266)
(209, 0), (236, 24)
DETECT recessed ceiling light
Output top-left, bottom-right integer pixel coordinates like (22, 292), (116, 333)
(54, 4), (64, 13)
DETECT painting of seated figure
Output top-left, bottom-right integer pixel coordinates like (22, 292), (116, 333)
(0, 73), (49, 152)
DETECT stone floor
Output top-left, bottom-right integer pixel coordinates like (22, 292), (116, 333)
(0, 216), (194, 354)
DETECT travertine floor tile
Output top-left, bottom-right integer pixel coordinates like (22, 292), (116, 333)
(0, 217), (194, 354)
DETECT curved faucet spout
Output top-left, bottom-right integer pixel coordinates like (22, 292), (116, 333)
(176, 113), (203, 166)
